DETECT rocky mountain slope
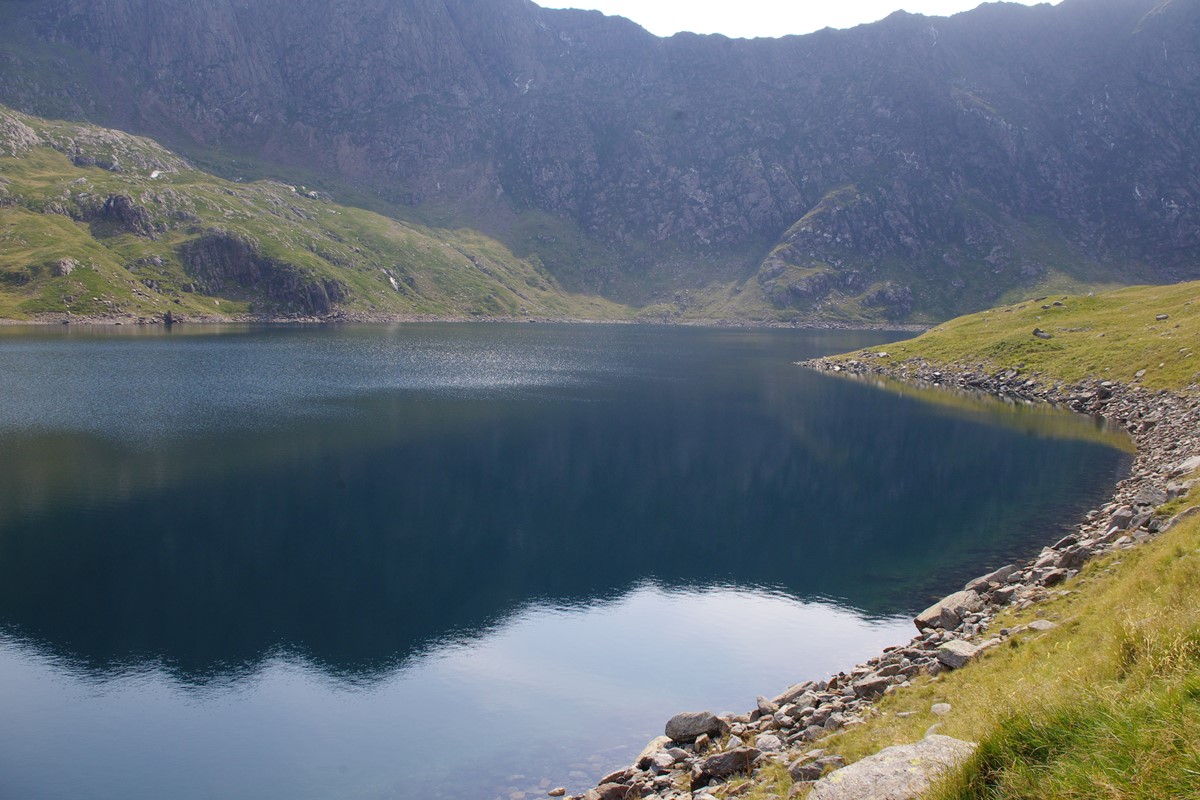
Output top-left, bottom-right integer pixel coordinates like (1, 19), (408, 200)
(0, 0), (1197, 322)
(0, 104), (621, 321)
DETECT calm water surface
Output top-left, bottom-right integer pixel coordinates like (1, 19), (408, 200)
(0, 324), (1129, 800)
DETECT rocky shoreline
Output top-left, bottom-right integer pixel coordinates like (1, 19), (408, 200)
(559, 355), (1200, 800)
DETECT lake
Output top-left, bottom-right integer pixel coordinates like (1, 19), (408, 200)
(0, 323), (1129, 799)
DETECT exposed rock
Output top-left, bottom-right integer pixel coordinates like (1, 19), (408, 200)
(807, 735), (976, 800)
(915, 590), (984, 631)
(665, 711), (724, 743)
(931, 703), (952, 717)
(852, 675), (891, 700)
(180, 229), (347, 316)
(1170, 456), (1200, 479)
(691, 747), (762, 789)
(964, 564), (1017, 593)
(634, 736), (671, 769)
(936, 640), (981, 670)
(755, 733), (783, 752)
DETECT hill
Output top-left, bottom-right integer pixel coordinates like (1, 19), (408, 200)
(1, 0), (1197, 322)
(0, 104), (623, 321)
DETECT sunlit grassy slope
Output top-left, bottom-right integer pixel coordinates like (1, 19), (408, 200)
(734, 280), (1200, 800)
(0, 104), (628, 321)
(854, 282), (1200, 390)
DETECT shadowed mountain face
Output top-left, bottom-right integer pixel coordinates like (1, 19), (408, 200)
(0, 0), (1197, 320)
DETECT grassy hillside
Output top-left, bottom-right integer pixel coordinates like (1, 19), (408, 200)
(737, 281), (1200, 800)
(857, 281), (1200, 390)
(0, 104), (628, 322)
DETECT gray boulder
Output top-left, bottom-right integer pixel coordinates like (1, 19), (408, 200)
(964, 563), (1018, 593)
(937, 640), (981, 670)
(691, 747), (762, 788)
(1169, 455), (1200, 478)
(914, 590), (984, 631)
(808, 735), (976, 800)
(665, 711), (724, 743)
(853, 674), (892, 699)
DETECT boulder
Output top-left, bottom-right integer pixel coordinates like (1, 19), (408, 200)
(964, 564), (1018, 593)
(852, 674), (891, 700)
(936, 640), (981, 670)
(1107, 507), (1135, 531)
(1169, 455), (1200, 478)
(665, 711), (725, 743)
(755, 733), (783, 752)
(807, 735), (976, 800)
(691, 747), (762, 788)
(914, 590), (984, 631)
(635, 736), (672, 769)
(1056, 544), (1093, 571)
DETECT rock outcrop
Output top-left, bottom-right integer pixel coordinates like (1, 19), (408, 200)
(807, 734), (976, 800)
(181, 229), (347, 316)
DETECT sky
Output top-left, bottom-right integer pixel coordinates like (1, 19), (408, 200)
(537, 0), (1061, 39)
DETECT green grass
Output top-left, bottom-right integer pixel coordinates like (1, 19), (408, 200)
(852, 282), (1200, 389)
(0, 103), (630, 321)
(724, 283), (1200, 799)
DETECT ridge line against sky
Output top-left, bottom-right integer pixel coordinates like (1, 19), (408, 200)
(536, 0), (1062, 39)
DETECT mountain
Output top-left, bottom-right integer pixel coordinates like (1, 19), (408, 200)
(0, 0), (1197, 323)
(0, 104), (621, 321)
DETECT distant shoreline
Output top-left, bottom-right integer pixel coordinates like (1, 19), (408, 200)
(0, 312), (928, 332)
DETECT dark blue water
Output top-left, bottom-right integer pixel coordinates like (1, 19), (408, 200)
(0, 324), (1129, 800)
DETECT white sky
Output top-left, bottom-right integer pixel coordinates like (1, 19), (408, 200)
(537, 0), (1060, 39)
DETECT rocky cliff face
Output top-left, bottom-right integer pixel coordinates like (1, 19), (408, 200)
(0, 0), (1196, 321)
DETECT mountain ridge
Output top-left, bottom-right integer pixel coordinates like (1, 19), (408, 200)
(0, 0), (1197, 322)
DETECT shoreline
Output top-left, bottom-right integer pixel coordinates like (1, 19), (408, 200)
(0, 312), (928, 333)
(562, 355), (1199, 800)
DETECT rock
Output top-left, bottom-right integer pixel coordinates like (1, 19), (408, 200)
(1133, 486), (1168, 507)
(1157, 314), (1170, 321)
(1028, 619), (1057, 631)
(936, 640), (981, 670)
(53, 258), (78, 277)
(964, 563), (1018, 592)
(587, 784), (631, 800)
(931, 703), (952, 716)
(1169, 456), (1200, 478)
(1033, 328), (1053, 339)
(807, 735), (976, 800)
(914, 590), (984, 631)
(597, 768), (630, 786)
(691, 747), (762, 789)
(852, 674), (891, 700)
(1042, 568), (1069, 586)
(1056, 544), (1093, 571)
(773, 683), (815, 706)
(755, 733), (783, 752)
(991, 585), (1018, 605)
(1106, 507), (1135, 530)
(635, 736), (672, 769)
(548, 790), (566, 798)
(648, 751), (676, 774)
(756, 695), (780, 716)
(665, 711), (724, 743)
